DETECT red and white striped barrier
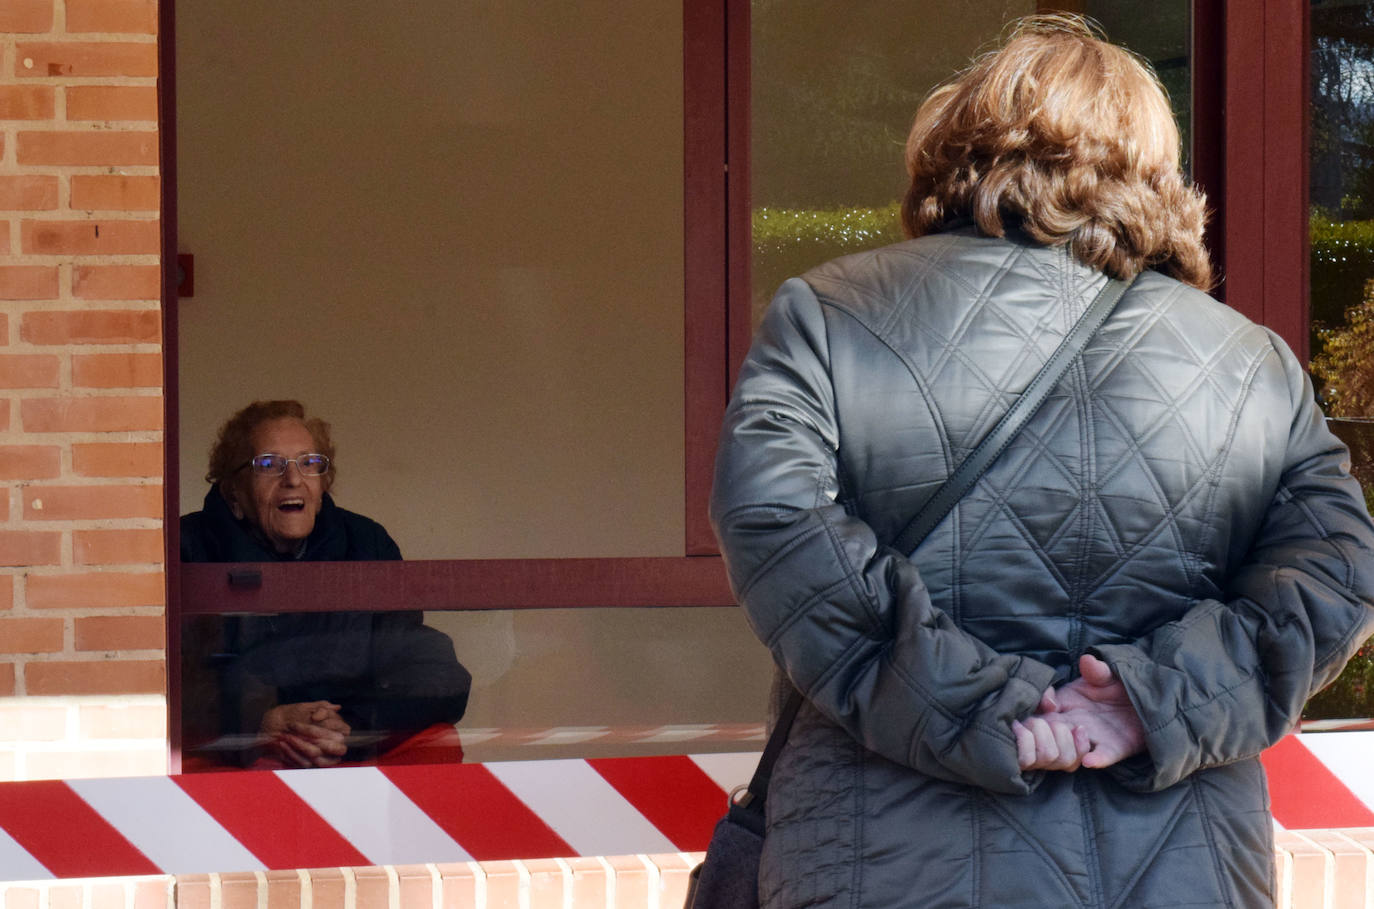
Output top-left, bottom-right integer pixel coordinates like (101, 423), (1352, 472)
(0, 734), (1368, 882)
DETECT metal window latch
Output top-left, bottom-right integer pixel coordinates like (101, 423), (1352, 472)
(227, 568), (262, 589)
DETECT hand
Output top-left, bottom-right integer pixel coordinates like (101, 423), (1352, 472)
(1048, 654), (1145, 770)
(260, 701), (351, 768)
(1013, 687), (1092, 771)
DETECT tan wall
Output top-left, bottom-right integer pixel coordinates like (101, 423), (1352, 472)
(174, 1), (686, 561)
(0, 0), (166, 779)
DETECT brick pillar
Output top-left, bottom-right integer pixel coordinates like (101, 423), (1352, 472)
(0, 0), (166, 780)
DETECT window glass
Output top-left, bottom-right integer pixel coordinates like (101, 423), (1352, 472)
(1307, 0), (1374, 726)
(749, 0), (1192, 328)
(180, 607), (773, 770)
(176, 1), (686, 560)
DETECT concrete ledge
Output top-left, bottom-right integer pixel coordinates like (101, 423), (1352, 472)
(0, 835), (1369, 908)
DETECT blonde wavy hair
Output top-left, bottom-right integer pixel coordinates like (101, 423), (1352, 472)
(902, 14), (1212, 290)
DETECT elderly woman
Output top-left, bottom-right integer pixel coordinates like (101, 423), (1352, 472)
(181, 399), (470, 769)
(710, 16), (1374, 909)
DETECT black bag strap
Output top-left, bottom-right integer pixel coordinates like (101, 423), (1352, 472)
(892, 274), (1133, 556)
(737, 273), (1134, 816)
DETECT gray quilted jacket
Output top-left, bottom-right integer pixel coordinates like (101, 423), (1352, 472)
(710, 230), (1374, 909)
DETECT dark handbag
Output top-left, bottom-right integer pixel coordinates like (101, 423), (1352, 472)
(683, 274), (1132, 909)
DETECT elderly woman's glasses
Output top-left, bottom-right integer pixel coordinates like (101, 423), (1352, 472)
(239, 453), (330, 477)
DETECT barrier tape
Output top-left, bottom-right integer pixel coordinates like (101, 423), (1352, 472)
(0, 734), (1368, 882)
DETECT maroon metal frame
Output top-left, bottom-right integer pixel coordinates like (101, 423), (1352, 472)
(1218, 0), (1310, 358)
(161, 0), (1315, 770)
(161, 2), (742, 767)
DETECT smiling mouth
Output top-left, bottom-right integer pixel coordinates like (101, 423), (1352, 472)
(278, 499), (306, 512)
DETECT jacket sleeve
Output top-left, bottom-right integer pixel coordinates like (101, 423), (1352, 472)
(1091, 332), (1374, 792)
(711, 278), (1057, 795)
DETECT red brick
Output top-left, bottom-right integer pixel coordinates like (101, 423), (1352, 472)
(21, 396), (162, 432)
(26, 658), (163, 695)
(0, 531), (61, 566)
(69, 175), (159, 211)
(24, 746), (164, 778)
(23, 309), (160, 345)
(0, 618), (64, 654)
(0, 577), (13, 611)
(0, 85), (55, 120)
(0, 400), (10, 430)
(72, 441), (163, 477)
(27, 571), (163, 608)
(45, 882), (84, 909)
(5, 885), (40, 909)
(0, 354), (60, 387)
(394, 866), (436, 909)
(88, 882), (126, 909)
(353, 866), (390, 909)
(563, 857), (610, 906)
(15, 42), (157, 78)
(132, 877), (173, 909)
(67, 84), (157, 121)
(73, 265), (160, 299)
(17, 131), (157, 167)
(0, 175), (59, 210)
(0, 266), (58, 300)
(605, 855), (651, 909)
(307, 869), (347, 909)
(21, 219), (159, 256)
(0, 1), (53, 33)
(79, 702), (165, 739)
(75, 528), (162, 564)
(73, 352), (162, 388)
(174, 876), (211, 909)
(0, 223), (10, 255)
(524, 859), (569, 908)
(264, 870), (302, 909)
(435, 863), (480, 908)
(219, 871), (259, 909)
(0, 663), (13, 695)
(23, 484), (162, 521)
(75, 615), (162, 650)
(481, 861), (522, 907)
(0, 445), (62, 480)
(66, 0), (157, 35)
(649, 853), (694, 908)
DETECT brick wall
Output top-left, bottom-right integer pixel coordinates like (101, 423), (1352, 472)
(0, 0), (166, 780)
(0, 838), (1372, 909)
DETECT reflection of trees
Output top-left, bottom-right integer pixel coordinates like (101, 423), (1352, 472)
(1311, 5), (1374, 362)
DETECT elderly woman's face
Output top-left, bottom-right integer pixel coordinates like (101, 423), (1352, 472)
(229, 417), (325, 553)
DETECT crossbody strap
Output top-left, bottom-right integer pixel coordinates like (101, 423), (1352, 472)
(740, 273), (1134, 816)
(891, 274), (1132, 556)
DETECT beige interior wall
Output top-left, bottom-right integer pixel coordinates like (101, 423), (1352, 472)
(175, 1), (685, 560)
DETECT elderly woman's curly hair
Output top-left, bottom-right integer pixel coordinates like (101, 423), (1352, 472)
(206, 400), (336, 492)
(902, 14), (1212, 290)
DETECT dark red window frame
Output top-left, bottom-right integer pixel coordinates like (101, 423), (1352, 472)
(160, 0), (1311, 770)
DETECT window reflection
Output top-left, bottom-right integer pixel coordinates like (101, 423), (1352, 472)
(181, 607), (775, 770)
(749, 0), (1191, 329)
(182, 612), (469, 770)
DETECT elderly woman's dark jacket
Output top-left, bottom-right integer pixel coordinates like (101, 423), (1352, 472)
(181, 488), (470, 763)
(711, 230), (1374, 909)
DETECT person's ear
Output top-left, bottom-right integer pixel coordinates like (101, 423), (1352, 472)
(220, 481), (245, 520)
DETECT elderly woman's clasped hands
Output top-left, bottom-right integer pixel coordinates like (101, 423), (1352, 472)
(1013, 654), (1147, 772)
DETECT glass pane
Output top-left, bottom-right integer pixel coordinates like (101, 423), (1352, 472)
(181, 607), (773, 770)
(1308, 1), (1374, 725)
(750, 0), (1192, 328)
(176, 1), (685, 560)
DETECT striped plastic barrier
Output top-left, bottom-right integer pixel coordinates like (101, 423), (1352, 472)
(0, 733), (1368, 882)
